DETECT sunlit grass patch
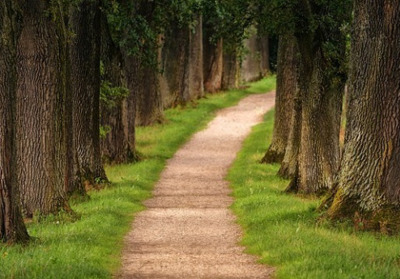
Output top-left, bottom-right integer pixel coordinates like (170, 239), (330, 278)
(228, 110), (400, 279)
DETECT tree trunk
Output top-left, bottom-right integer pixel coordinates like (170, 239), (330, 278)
(262, 34), (297, 164)
(326, 0), (400, 233)
(222, 49), (240, 90)
(160, 23), (191, 107)
(70, 0), (107, 185)
(203, 37), (223, 93)
(241, 28), (262, 82)
(100, 13), (135, 164)
(188, 14), (204, 100)
(285, 31), (345, 195)
(16, 0), (70, 217)
(0, 0), (29, 243)
(257, 33), (270, 77)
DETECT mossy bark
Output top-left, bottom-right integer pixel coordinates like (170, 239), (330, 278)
(326, 0), (400, 233)
(262, 34), (297, 164)
(222, 49), (240, 90)
(0, 0), (29, 243)
(203, 37), (223, 93)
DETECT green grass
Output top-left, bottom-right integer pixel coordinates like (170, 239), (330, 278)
(0, 77), (276, 279)
(227, 110), (400, 279)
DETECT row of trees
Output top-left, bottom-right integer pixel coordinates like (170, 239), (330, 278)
(263, 0), (400, 233)
(0, 0), (270, 243)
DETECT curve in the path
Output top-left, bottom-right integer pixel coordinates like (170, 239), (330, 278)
(119, 92), (276, 279)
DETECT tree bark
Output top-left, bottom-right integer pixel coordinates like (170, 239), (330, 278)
(222, 49), (240, 90)
(262, 34), (297, 164)
(241, 28), (262, 83)
(203, 35), (223, 93)
(160, 23), (191, 107)
(100, 12), (135, 164)
(188, 14), (204, 100)
(257, 33), (270, 77)
(0, 0), (29, 243)
(326, 0), (400, 233)
(70, 0), (107, 185)
(16, 0), (70, 217)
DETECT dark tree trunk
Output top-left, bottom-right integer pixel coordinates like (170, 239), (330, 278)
(283, 1), (348, 195)
(326, 0), (400, 233)
(100, 13), (135, 164)
(70, 0), (107, 185)
(0, 0), (29, 243)
(257, 33), (270, 77)
(16, 0), (70, 217)
(160, 23), (191, 107)
(203, 37), (223, 93)
(262, 34), (297, 164)
(222, 49), (240, 90)
(188, 14), (204, 100)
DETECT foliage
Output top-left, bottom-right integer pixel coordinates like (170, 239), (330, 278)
(0, 78), (276, 279)
(227, 109), (400, 279)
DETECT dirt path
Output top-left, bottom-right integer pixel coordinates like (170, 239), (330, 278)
(119, 92), (276, 279)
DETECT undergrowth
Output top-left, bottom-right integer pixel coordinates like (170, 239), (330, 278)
(0, 77), (276, 279)
(228, 110), (400, 279)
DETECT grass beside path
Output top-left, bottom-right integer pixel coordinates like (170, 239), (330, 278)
(0, 77), (275, 279)
(227, 110), (400, 279)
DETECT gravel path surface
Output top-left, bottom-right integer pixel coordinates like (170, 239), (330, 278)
(119, 92), (276, 279)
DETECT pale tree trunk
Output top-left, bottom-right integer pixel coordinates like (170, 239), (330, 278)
(241, 28), (262, 82)
(203, 37), (223, 93)
(70, 0), (107, 185)
(0, 0), (29, 243)
(262, 34), (297, 164)
(16, 0), (70, 217)
(326, 0), (400, 233)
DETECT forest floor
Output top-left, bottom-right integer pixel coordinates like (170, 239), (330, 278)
(118, 92), (276, 278)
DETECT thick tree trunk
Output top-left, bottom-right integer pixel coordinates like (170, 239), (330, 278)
(222, 50), (240, 90)
(100, 14), (135, 164)
(70, 0), (107, 185)
(326, 1), (400, 233)
(262, 34), (297, 164)
(16, 0), (70, 217)
(203, 37), (223, 93)
(0, 0), (29, 243)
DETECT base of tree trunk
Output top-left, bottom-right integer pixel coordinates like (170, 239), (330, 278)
(284, 175), (299, 193)
(278, 162), (292, 179)
(328, 201), (400, 234)
(261, 146), (284, 164)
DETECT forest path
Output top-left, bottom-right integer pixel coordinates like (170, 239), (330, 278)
(119, 92), (275, 279)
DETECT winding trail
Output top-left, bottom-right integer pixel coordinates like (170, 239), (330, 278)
(119, 92), (276, 278)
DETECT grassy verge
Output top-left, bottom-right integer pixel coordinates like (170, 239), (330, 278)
(227, 110), (400, 279)
(0, 77), (276, 279)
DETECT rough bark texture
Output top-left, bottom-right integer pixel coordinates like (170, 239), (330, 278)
(0, 0), (29, 243)
(222, 50), (240, 90)
(326, 0), (400, 233)
(283, 1), (347, 195)
(100, 13), (134, 164)
(70, 0), (107, 185)
(203, 37), (223, 93)
(16, 0), (70, 217)
(262, 34), (297, 164)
